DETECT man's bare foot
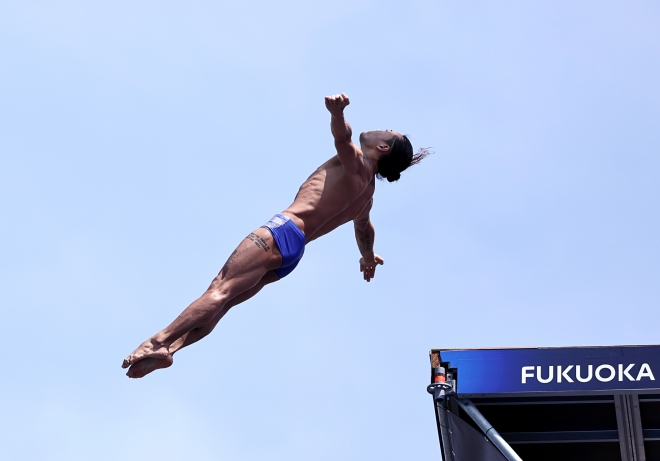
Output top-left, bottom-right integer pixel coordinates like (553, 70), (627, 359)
(122, 338), (170, 369)
(126, 355), (174, 379)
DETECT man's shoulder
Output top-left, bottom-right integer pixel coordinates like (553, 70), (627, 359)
(320, 153), (374, 186)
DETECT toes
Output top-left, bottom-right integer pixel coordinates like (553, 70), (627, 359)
(122, 354), (141, 368)
(126, 363), (136, 377)
(127, 363), (143, 379)
(125, 357), (172, 379)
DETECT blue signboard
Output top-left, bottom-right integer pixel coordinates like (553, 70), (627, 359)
(438, 345), (660, 396)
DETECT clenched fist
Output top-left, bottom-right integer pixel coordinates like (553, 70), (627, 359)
(325, 93), (350, 116)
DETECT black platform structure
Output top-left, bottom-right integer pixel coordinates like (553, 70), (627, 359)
(428, 345), (660, 461)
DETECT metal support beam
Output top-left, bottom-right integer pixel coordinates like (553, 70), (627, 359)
(615, 394), (646, 461)
(435, 400), (455, 461)
(456, 398), (523, 461)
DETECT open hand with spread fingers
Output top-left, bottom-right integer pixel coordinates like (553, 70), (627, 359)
(359, 254), (384, 282)
(325, 93), (350, 116)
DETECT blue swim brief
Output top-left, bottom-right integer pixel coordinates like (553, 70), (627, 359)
(261, 213), (306, 279)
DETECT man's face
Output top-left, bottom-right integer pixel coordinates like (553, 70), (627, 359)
(359, 130), (401, 149)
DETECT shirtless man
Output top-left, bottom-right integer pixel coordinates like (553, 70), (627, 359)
(122, 93), (429, 378)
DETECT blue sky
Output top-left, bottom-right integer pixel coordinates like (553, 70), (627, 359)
(1, 1), (659, 460)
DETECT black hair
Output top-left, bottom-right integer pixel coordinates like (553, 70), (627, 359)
(376, 135), (431, 182)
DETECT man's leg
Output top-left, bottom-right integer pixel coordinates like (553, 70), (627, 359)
(125, 271), (279, 378)
(173, 270), (280, 351)
(122, 228), (282, 370)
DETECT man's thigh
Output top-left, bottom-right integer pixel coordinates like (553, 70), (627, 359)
(225, 270), (280, 307)
(216, 228), (283, 286)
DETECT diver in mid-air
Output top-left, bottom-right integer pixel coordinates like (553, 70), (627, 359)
(122, 93), (430, 378)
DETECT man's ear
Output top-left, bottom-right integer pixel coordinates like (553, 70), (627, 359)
(376, 142), (390, 153)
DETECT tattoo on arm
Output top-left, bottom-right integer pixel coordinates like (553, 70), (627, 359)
(354, 217), (369, 230)
(358, 233), (373, 253)
(247, 233), (271, 252)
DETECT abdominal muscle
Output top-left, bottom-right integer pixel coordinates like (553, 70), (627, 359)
(282, 156), (375, 242)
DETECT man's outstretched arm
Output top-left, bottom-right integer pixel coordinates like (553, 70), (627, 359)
(325, 93), (360, 171)
(353, 200), (384, 282)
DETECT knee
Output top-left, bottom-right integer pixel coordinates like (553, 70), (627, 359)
(209, 274), (226, 292)
(205, 287), (229, 306)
